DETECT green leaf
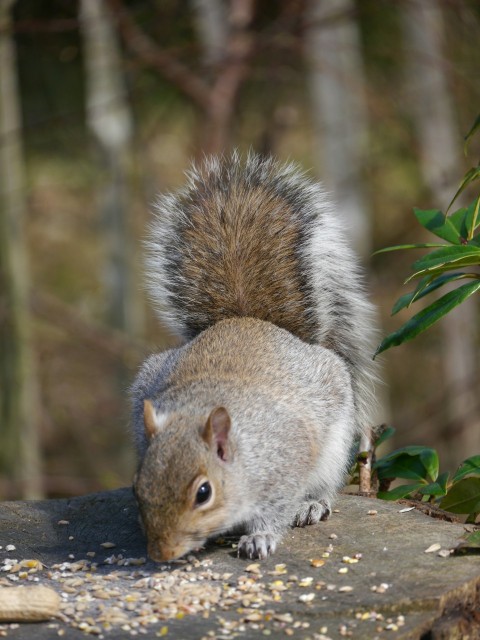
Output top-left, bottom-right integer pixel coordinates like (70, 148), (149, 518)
(453, 455), (480, 483)
(377, 483), (424, 501)
(406, 264), (480, 285)
(414, 208), (463, 244)
(464, 530), (480, 546)
(375, 280), (480, 356)
(375, 456), (427, 481)
(375, 445), (432, 460)
(452, 529), (480, 555)
(413, 204), (480, 244)
(372, 243), (448, 256)
(411, 245), (480, 277)
(374, 425), (396, 449)
(450, 203), (477, 241)
(374, 447), (434, 482)
(464, 114), (480, 156)
(417, 471), (449, 497)
(391, 273), (477, 315)
(467, 197), (480, 240)
(447, 165), (480, 213)
(420, 449), (439, 482)
(449, 199), (480, 242)
(440, 477), (480, 515)
(392, 294), (422, 317)
(391, 275), (433, 315)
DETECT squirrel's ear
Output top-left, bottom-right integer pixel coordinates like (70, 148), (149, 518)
(202, 407), (232, 462)
(143, 400), (168, 440)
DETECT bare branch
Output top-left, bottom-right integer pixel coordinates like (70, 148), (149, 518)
(105, 0), (210, 109)
(31, 291), (149, 366)
(203, 0), (256, 153)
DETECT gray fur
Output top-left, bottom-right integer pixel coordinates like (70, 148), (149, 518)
(131, 318), (355, 558)
(145, 152), (378, 437)
(132, 153), (378, 560)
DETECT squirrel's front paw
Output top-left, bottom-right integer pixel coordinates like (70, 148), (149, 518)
(238, 533), (277, 560)
(294, 499), (331, 527)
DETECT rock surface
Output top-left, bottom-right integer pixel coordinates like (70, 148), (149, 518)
(0, 489), (479, 639)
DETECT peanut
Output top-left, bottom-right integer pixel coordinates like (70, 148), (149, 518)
(0, 585), (60, 622)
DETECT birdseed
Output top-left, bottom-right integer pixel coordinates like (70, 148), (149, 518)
(0, 533), (409, 638)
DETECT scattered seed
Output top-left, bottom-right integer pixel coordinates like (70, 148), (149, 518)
(245, 564), (262, 575)
(298, 593), (315, 603)
(273, 613), (293, 623)
(424, 543), (441, 553)
(328, 534), (338, 540)
(310, 559), (325, 568)
(57, 521), (70, 526)
(244, 612), (263, 622)
(398, 507), (415, 513)
(371, 582), (390, 594)
(298, 577), (313, 587)
(0, 521), (401, 639)
(438, 549), (451, 558)
(268, 564), (287, 576)
(367, 510), (378, 516)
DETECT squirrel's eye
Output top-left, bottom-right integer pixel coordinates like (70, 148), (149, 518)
(195, 481), (212, 506)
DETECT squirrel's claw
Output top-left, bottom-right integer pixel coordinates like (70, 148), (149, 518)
(237, 532), (277, 560)
(294, 499), (331, 527)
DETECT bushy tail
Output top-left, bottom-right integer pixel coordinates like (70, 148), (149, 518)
(146, 152), (378, 434)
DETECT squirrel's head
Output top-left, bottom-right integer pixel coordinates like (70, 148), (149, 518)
(133, 400), (233, 562)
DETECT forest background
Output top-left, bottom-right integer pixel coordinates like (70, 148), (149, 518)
(1, 0), (479, 500)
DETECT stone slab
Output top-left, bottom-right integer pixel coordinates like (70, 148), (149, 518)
(0, 489), (479, 639)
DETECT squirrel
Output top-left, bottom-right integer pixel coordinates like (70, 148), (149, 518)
(130, 152), (378, 562)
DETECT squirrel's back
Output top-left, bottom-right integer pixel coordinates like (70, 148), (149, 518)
(146, 152), (377, 434)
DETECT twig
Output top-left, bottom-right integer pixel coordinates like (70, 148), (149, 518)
(31, 291), (151, 366)
(398, 499), (461, 523)
(204, 0), (255, 153)
(105, 0), (210, 109)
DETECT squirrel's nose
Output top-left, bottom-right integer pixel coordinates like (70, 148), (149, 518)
(148, 540), (185, 562)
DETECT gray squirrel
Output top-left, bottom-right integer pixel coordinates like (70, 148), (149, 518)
(130, 152), (378, 561)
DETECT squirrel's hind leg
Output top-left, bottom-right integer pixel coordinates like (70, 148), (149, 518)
(293, 498), (331, 527)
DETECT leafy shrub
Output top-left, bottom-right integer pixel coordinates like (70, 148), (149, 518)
(372, 427), (480, 523)
(375, 115), (480, 357)
(370, 116), (480, 530)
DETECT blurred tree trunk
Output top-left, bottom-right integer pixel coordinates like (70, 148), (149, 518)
(305, 0), (385, 454)
(305, 0), (371, 259)
(200, 0), (255, 154)
(80, 0), (140, 336)
(402, 0), (479, 467)
(106, 0), (254, 156)
(0, 0), (43, 498)
(191, 0), (227, 70)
